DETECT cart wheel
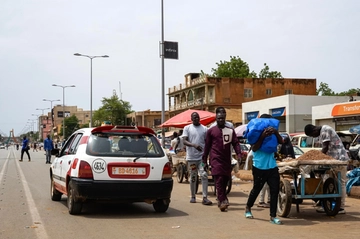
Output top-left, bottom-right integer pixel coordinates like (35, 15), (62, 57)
(176, 164), (184, 183)
(322, 178), (341, 216)
(225, 178), (232, 195)
(277, 178), (292, 217)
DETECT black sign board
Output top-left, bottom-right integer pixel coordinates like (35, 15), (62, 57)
(57, 111), (71, 118)
(164, 41), (178, 60)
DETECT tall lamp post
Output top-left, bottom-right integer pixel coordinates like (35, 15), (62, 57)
(52, 84), (75, 140)
(74, 53), (109, 127)
(43, 99), (60, 137)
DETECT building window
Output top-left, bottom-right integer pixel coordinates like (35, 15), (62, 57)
(244, 88), (253, 98)
(188, 91), (194, 101)
(285, 89), (293, 94)
(266, 89), (272, 96)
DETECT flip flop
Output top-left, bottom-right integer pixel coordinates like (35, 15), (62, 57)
(245, 211), (254, 219)
(270, 217), (283, 225)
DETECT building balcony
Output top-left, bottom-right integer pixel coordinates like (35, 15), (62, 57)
(169, 97), (214, 112)
(168, 77), (207, 94)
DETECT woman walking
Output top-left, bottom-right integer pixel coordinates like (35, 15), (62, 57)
(20, 136), (31, 162)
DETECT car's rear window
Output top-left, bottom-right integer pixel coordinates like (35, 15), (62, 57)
(86, 132), (165, 157)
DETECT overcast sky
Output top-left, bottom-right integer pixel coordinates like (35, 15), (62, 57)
(1, 0), (359, 136)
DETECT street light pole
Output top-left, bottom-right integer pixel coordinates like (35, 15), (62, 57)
(52, 84), (75, 140)
(74, 53), (109, 128)
(43, 99), (60, 137)
(119, 81), (122, 100)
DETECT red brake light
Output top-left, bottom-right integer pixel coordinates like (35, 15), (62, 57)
(162, 162), (172, 179)
(78, 160), (94, 179)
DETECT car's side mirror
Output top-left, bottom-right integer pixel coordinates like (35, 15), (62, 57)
(51, 148), (60, 156)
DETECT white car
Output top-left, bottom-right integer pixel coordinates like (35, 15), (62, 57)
(50, 125), (173, 215)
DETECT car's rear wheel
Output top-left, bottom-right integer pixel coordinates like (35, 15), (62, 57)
(153, 199), (170, 213)
(50, 177), (62, 201)
(67, 180), (83, 215)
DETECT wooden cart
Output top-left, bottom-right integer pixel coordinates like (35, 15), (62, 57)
(276, 159), (347, 217)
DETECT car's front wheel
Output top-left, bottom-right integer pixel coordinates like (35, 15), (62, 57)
(67, 180), (83, 215)
(50, 177), (62, 201)
(153, 199), (170, 213)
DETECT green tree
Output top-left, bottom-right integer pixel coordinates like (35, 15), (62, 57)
(209, 56), (282, 78)
(93, 94), (132, 127)
(80, 123), (89, 128)
(316, 82), (360, 96)
(316, 82), (336, 96)
(60, 115), (80, 139)
(258, 63), (283, 78)
(211, 56), (256, 78)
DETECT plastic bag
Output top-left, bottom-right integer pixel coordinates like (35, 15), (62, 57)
(244, 118), (279, 153)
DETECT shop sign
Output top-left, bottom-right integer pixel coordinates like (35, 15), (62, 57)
(271, 107), (286, 117)
(331, 101), (360, 116)
(246, 111), (259, 121)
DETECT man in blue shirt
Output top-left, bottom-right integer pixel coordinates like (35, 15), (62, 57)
(44, 134), (54, 164)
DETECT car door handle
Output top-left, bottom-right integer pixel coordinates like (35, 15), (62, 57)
(68, 160), (71, 165)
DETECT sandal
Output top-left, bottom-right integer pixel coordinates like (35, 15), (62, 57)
(245, 211), (254, 219)
(270, 217), (283, 225)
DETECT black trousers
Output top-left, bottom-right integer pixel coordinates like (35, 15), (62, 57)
(21, 149), (31, 160)
(246, 166), (280, 217)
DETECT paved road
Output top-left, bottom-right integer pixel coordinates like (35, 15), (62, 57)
(0, 146), (359, 239)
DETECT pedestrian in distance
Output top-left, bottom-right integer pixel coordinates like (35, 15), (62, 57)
(44, 134), (54, 164)
(33, 142), (38, 152)
(279, 136), (295, 159)
(244, 114), (284, 225)
(202, 112), (242, 212)
(20, 136), (31, 162)
(183, 112), (212, 206)
(304, 124), (348, 214)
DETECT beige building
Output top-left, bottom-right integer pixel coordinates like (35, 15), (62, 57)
(167, 73), (317, 126)
(127, 110), (170, 131)
(50, 105), (90, 139)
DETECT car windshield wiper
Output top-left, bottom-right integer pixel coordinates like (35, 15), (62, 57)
(133, 153), (147, 162)
(133, 144), (154, 162)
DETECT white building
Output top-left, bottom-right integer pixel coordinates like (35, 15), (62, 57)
(313, 100), (360, 131)
(242, 95), (353, 133)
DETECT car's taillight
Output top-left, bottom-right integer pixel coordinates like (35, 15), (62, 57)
(78, 160), (93, 179)
(162, 162), (172, 179)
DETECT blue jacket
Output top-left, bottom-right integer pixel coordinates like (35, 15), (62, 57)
(44, 138), (54, 151)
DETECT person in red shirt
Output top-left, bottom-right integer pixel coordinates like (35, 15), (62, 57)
(202, 112), (242, 211)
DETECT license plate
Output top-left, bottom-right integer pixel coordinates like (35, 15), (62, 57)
(112, 167), (146, 175)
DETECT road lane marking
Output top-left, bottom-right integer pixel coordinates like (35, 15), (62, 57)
(13, 149), (49, 239)
(0, 150), (10, 182)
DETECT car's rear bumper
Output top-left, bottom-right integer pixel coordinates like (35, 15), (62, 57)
(70, 178), (173, 202)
